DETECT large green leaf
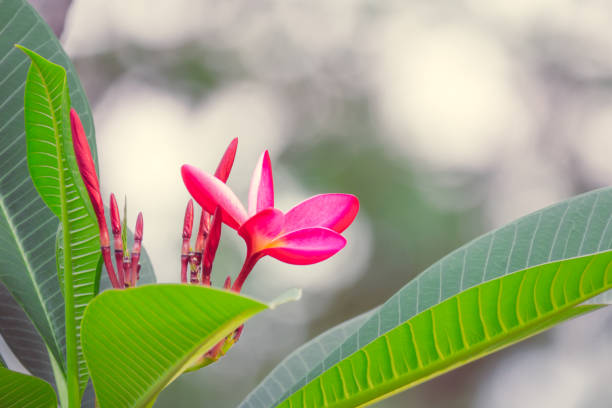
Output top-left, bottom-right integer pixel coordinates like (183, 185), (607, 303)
(278, 252), (612, 407)
(0, 0), (96, 396)
(19, 46), (99, 397)
(243, 187), (612, 407)
(81, 284), (269, 408)
(239, 310), (374, 408)
(0, 366), (57, 408)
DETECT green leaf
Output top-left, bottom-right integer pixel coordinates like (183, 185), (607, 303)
(239, 310), (374, 408)
(245, 187), (612, 407)
(0, 366), (57, 408)
(0, 283), (57, 391)
(278, 252), (612, 407)
(58, 208), (158, 295)
(82, 284), (269, 408)
(0, 0), (97, 398)
(19, 45), (99, 398)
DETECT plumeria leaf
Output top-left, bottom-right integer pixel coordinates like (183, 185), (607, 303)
(0, 0), (96, 399)
(57, 214), (157, 294)
(0, 283), (57, 393)
(239, 310), (375, 407)
(248, 150), (274, 216)
(268, 287), (303, 309)
(81, 284), (270, 408)
(0, 366), (57, 408)
(275, 252), (612, 407)
(19, 45), (98, 395)
(242, 187), (612, 407)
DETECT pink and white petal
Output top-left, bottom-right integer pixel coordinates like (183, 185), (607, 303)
(238, 208), (284, 255)
(262, 227), (347, 265)
(283, 194), (359, 233)
(214, 138), (238, 183)
(181, 164), (247, 229)
(247, 150), (274, 216)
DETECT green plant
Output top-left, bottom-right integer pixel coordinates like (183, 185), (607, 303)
(1, 1), (611, 407)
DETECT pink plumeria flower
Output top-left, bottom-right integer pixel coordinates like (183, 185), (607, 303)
(181, 149), (359, 292)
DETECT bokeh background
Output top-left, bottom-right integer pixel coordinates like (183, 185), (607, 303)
(7, 1), (612, 406)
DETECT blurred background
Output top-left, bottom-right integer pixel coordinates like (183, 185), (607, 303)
(13, 0), (612, 406)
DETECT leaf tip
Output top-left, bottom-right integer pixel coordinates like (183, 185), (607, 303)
(269, 288), (302, 309)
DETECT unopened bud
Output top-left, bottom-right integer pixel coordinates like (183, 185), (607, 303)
(183, 200), (194, 239)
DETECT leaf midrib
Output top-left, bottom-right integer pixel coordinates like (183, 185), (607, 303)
(280, 254), (612, 407)
(137, 308), (264, 407)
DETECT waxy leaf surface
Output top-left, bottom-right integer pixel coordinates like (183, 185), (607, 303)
(82, 284), (268, 408)
(0, 366), (57, 408)
(0, 0), (95, 393)
(19, 45), (99, 396)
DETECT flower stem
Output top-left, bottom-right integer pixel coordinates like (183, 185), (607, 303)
(231, 253), (261, 292)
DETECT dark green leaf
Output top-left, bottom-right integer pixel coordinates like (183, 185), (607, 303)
(0, 0), (97, 397)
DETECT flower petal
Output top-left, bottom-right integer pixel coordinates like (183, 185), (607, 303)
(248, 150), (274, 216)
(283, 194), (359, 233)
(238, 208), (284, 255)
(262, 227), (346, 265)
(214, 138), (238, 183)
(181, 164), (247, 229)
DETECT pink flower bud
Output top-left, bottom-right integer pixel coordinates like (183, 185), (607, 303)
(70, 109), (109, 246)
(183, 199), (194, 239)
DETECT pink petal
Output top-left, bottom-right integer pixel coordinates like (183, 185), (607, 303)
(238, 208), (284, 255)
(262, 227), (346, 265)
(283, 194), (359, 233)
(248, 150), (274, 216)
(181, 164), (247, 229)
(214, 138), (238, 183)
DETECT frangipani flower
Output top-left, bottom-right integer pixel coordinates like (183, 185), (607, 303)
(182, 149), (359, 292)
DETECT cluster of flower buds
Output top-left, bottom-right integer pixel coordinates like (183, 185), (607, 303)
(179, 139), (240, 365)
(180, 138), (237, 288)
(70, 108), (143, 289)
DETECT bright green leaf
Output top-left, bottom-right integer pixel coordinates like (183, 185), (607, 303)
(82, 284), (269, 408)
(0, 0), (97, 396)
(244, 187), (612, 407)
(0, 366), (57, 408)
(278, 251), (612, 407)
(19, 45), (99, 396)
(239, 309), (374, 407)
